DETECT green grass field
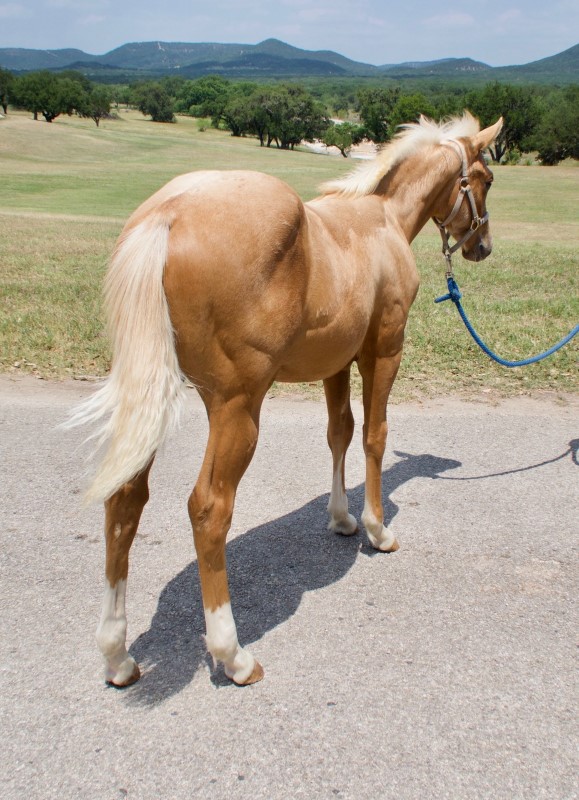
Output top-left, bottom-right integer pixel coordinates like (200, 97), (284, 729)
(1, 109), (577, 400)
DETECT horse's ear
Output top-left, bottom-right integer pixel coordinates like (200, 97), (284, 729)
(472, 118), (503, 153)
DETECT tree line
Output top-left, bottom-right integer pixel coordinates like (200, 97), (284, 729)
(1, 67), (578, 165)
(1, 69), (113, 126)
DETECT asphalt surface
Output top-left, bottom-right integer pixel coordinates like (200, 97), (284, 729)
(1, 375), (577, 800)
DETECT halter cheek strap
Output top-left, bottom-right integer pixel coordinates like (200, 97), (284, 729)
(434, 139), (489, 271)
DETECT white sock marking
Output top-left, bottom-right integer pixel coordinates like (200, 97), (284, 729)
(362, 503), (397, 551)
(328, 456), (357, 534)
(204, 602), (255, 683)
(96, 579), (137, 683)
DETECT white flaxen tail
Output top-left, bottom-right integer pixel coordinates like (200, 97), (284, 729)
(64, 211), (185, 504)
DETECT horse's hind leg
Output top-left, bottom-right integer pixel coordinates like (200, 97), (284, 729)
(188, 394), (264, 685)
(358, 349), (403, 552)
(96, 460), (153, 686)
(324, 367), (357, 535)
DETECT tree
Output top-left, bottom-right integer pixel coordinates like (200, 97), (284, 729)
(202, 82), (259, 136)
(389, 93), (436, 132)
(11, 70), (85, 122)
(218, 92), (254, 137)
(174, 75), (231, 116)
(110, 84), (132, 109)
(531, 86), (579, 165)
(242, 89), (272, 146)
(466, 82), (540, 162)
(356, 87), (400, 143)
(322, 121), (365, 157)
(262, 85), (328, 150)
(210, 84), (328, 150)
(58, 70), (92, 93)
(430, 87), (468, 120)
(132, 82), (175, 123)
(0, 67), (14, 114)
(78, 84), (112, 127)
(12, 71), (49, 120)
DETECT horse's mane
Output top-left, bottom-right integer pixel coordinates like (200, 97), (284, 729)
(320, 112), (481, 198)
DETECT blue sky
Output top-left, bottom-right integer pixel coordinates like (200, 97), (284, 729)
(1, 0), (578, 66)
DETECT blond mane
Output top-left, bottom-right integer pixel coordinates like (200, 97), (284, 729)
(320, 112), (481, 198)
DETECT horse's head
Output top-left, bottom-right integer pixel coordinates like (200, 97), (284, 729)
(434, 118), (503, 264)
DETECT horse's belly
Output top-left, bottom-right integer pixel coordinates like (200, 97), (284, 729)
(275, 319), (367, 382)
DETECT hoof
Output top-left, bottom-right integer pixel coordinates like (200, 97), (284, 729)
(328, 513), (358, 536)
(105, 657), (141, 688)
(380, 537), (400, 553)
(233, 659), (265, 686)
(365, 524), (400, 553)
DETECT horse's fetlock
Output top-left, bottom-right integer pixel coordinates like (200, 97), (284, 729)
(96, 619), (126, 659)
(205, 634), (237, 664)
(204, 618), (238, 663)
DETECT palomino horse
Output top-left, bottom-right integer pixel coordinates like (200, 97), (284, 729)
(68, 113), (502, 687)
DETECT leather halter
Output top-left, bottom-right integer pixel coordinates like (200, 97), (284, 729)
(434, 138), (489, 271)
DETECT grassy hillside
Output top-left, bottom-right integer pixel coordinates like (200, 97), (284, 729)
(1, 110), (577, 400)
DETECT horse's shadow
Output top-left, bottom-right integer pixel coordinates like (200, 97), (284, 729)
(124, 450), (461, 705)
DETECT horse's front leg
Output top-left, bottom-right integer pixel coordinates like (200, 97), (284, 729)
(189, 395), (265, 685)
(323, 367), (357, 535)
(358, 348), (404, 552)
(96, 460), (153, 686)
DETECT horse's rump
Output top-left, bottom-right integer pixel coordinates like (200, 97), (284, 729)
(161, 170), (313, 386)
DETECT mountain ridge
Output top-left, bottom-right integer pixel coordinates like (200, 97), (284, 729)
(0, 39), (577, 83)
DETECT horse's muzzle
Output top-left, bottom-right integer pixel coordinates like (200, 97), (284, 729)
(464, 237), (493, 263)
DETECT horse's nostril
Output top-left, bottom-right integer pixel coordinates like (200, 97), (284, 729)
(479, 241), (492, 260)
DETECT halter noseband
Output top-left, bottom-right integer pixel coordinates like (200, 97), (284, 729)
(434, 138), (489, 272)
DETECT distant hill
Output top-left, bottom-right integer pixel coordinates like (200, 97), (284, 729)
(177, 52), (349, 78)
(492, 43), (579, 83)
(0, 38), (577, 84)
(251, 39), (377, 76)
(102, 41), (246, 70)
(0, 47), (98, 71)
(381, 57), (492, 79)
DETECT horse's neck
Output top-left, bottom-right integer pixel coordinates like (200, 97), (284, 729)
(380, 148), (456, 243)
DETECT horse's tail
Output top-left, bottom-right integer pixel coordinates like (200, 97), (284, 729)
(65, 211), (185, 504)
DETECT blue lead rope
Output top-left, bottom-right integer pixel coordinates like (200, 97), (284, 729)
(435, 275), (579, 368)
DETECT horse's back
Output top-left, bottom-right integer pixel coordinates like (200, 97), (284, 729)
(127, 169), (302, 231)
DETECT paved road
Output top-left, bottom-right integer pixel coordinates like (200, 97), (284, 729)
(1, 375), (577, 800)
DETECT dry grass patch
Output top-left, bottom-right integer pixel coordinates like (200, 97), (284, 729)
(0, 215), (118, 376)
